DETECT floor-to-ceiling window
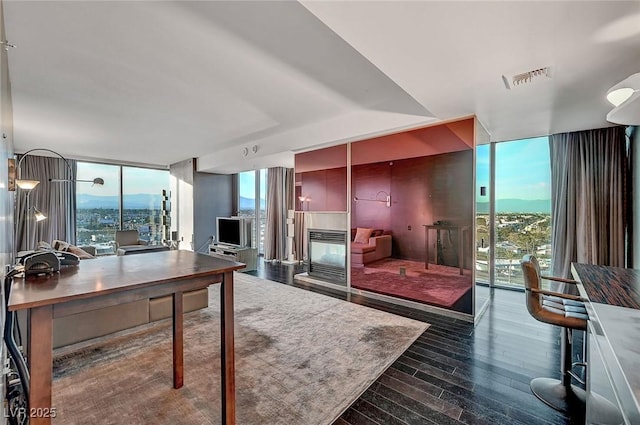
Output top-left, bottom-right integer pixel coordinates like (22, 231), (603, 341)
(238, 169), (268, 254)
(122, 166), (170, 245)
(490, 136), (552, 288)
(76, 163), (121, 253)
(76, 162), (169, 253)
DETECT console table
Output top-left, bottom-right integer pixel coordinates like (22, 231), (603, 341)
(209, 244), (258, 272)
(571, 263), (640, 425)
(8, 250), (245, 425)
(423, 224), (469, 275)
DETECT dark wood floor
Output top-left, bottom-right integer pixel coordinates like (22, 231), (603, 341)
(248, 260), (585, 425)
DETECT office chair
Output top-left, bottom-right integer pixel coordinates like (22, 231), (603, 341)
(521, 254), (588, 413)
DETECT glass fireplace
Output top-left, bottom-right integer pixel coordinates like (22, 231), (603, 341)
(307, 229), (347, 285)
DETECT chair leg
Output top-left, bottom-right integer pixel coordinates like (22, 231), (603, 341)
(530, 327), (586, 413)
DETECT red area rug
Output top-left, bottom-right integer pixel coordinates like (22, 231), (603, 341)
(351, 258), (472, 310)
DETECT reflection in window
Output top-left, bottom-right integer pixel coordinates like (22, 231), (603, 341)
(475, 144), (490, 284)
(123, 167), (170, 245)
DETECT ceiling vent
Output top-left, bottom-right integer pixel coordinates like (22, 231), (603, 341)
(502, 67), (551, 90)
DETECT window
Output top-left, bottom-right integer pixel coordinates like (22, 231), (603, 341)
(237, 169), (268, 254)
(492, 137), (552, 288)
(76, 163), (120, 253)
(122, 167), (170, 245)
(76, 162), (169, 253)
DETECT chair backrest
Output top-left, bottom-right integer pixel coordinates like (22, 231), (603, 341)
(521, 254), (587, 330)
(115, 230), (140, 246)
(521, 254), (544, 320)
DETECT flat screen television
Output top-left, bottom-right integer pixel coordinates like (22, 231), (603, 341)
(216, 217), (252, 248)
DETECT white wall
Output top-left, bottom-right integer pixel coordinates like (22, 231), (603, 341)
(170, 158), (195, 251)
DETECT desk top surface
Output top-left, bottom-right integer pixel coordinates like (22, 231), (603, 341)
(571, 263), (640, 309)
(571, 263), (640, 423)
(9, 250), (244, 311)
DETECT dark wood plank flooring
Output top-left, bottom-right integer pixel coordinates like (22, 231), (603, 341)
(248, 260), (585, 425)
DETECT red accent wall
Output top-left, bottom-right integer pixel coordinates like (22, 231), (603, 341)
(351, 118), (474, 165)
(296, 167), (347, 211)
(295, 144), (347, 173)
(295, 144), (348, 211)
(351, 150), (473, 262)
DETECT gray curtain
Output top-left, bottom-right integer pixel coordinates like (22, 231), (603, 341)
(549, 126), (628, 279)
(15, 155), (77, 252)
(264, 167), (294, 261)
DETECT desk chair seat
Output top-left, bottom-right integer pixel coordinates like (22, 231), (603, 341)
(521, 254), (587, 414)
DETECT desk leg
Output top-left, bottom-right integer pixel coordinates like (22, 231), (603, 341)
(28, 305), (53, 425)
(424, 228), (429, 270)
(173, 291), (184, 389)
(220, 271), (236, 425)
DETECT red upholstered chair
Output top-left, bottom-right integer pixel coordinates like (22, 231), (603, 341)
(521, 254), (587, 414)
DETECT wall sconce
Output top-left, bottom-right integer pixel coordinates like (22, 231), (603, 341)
(298, 196), (310, 211)
(606, 72), (640, 125)
(353, 191), (391, 207)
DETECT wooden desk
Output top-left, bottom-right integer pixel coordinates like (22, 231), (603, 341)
(571, 263), (640, 425)
(8, 250), (245, 425)
(423, 225), (469, 275)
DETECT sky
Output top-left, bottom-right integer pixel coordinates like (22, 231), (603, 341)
(239, 169), (267, 199)
(76, 163), (169, 196)
(477, 136), (551, 200)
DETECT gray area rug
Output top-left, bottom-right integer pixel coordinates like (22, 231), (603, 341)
(52, 273), (429, 424)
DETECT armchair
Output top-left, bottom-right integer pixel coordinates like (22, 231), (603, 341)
(115, 229), (149, 249)
(114, 230), (168, 256)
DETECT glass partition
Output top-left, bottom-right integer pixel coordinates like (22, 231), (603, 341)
(350, 119), (475, 315)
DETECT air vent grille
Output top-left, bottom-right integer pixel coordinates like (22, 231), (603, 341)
(502, 67), (551, 89)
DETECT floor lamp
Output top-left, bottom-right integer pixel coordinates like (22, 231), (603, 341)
(12, 148), (104, 251)
(16, 180), (46, 252)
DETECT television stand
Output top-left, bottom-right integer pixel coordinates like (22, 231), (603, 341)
(208, 244), (258, 272)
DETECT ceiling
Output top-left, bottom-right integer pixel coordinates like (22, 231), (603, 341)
(4, 1), (640, 173)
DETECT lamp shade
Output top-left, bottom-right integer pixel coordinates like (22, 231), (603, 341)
(15, 179), (40, 190)
(33, 207), (47, 222)
(606, 72), (640, 125)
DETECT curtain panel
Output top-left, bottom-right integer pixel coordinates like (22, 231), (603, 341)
(549, 126), (628, 279)
(264, 167), (293, 261)
(15, 155), (77, 252)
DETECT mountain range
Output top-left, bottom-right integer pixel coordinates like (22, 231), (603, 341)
(78, 194), (266, 210)
(477, 198), (551, 214)
(239, 196), (266, 210)
(78, 194), (546, 214)
(77, 194), (162, 209)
